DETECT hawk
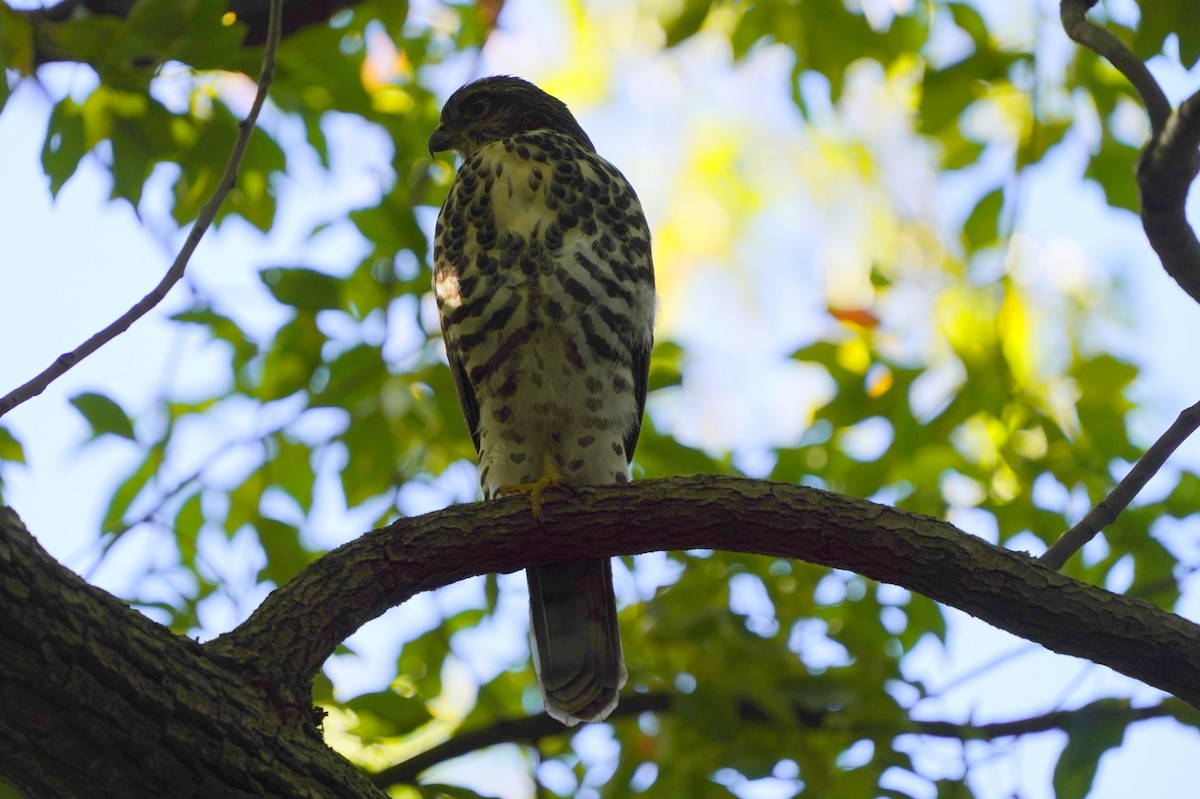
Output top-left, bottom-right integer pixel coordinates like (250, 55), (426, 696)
(430, 76), (655, 725)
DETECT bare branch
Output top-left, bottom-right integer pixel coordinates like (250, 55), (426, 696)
(0, 0), (285, 419)
(373, 690), (1189, 788)
(1059, 0), (1171, 136)
(1138, 86), (1200, 303)
(206, 475), (1200, 713)
(1059, 1), (1200, 304)
(1042, 398), (1200, 569)
(372, 694), (670, 787)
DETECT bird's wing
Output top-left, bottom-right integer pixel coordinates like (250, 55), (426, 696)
(619, 183), (655, 466)
(440, 310), (482, 456)
(625, 331), (651, 464)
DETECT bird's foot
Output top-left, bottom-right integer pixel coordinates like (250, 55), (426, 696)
(498, 451), (569, 521)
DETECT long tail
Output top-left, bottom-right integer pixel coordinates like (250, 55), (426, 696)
(527, 558), (626, 725)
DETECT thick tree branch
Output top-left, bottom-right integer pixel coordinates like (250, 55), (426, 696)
(373, 692), (1191, 787)
(8, 475), (1200, 796)
(1042, 398), (1200, 569)
(0, 507), (383, 799)
(208, 475), (1200, 713)
(0, 0), (284, 420)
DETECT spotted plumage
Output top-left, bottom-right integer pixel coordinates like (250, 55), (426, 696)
(431, 76), (655, 725)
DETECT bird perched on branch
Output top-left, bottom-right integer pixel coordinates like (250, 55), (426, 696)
(430, 76), (655, 725)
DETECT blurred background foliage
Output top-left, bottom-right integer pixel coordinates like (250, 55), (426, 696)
(2, 0), (1200, 797)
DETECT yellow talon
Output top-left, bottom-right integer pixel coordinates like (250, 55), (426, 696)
(498, 451), (565, 520)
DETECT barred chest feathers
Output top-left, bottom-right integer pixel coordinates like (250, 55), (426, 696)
(434, 129), (656, 494)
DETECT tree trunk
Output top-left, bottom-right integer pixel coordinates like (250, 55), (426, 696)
(0, 508), (382, 799)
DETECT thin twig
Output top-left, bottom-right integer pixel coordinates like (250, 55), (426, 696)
(0, 0), (286, 419)
(1042, 399), (1200, 569)
(927, 642), (1042, 697)
(371, 691), (1184, 788)
(1059, 0), (1171, 136)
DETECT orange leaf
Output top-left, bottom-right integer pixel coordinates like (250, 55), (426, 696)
(829, 308), (880, 328)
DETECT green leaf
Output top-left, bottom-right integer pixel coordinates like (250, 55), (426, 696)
(662, 0), (714, 47)
(1084, 129), (1139, 213)
(415, 785), (493, 799)
(123, 0), (190, 62)
(75, 88), (178, 208)
(225, 467), (266, 537)
(171, 307), (260, 376)
(1133, 4), (1200, 67)
(963, 188), (1004, 251)
(1163, 471), (1200, 519)
(37, 11), (125, 67)
(169, 99), (285, 231)
(269, 437), (316, 512)
(0, 776), (27, 799)
(1053, 699), (1130, 799)
(256, 311), (326, 401)
(344, 690), (432, 740)
(314, 344), (386, 409)
(0, 5), (34, 112)
(260, 267), (342, 311)
(255, 516), (312, 586)
(947, 2), (988, 48)
(41, 98), (88, 196)
(101, 445), (163, 532)
(312, 668), (335, 705)
(933, 778), (976, 799)
(0, 426), (25, 464)
(338, 405), (397, 506)
(174, 492), (204, 568)
(70, 392), (136, 441)
(1165, 699), (1200, 731)
(171, 0), (253, 72)
(1071, 354), (1139, 459)
(648, 340), (684, 391)
(920, 50), (1018, 138)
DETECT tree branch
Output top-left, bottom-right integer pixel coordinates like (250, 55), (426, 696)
(0, 506), (385, 798)
(373, 690), (1190, 787)
(1059, 0), (1171, 136)
(372, 694), (671, 788)
(0, 0), (284, 419)
(1137, 85), (1200, 303)
(1052, 1), (1200, 559)
(1060, 0), (1200, 304)
(7, 474), (1200, 796)
(208, 475), (1200, 714)
(1042, 398), (1200, 569)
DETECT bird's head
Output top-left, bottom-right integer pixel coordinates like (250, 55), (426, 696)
(429, 76), (595, 160)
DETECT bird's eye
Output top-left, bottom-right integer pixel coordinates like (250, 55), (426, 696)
(464, 97), (490, 118)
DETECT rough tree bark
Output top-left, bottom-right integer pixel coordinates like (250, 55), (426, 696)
(4, 475), (1200, 798)
(0, 507), (379, 799)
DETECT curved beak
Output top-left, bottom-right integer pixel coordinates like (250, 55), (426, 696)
(428, 128), (452, 157)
